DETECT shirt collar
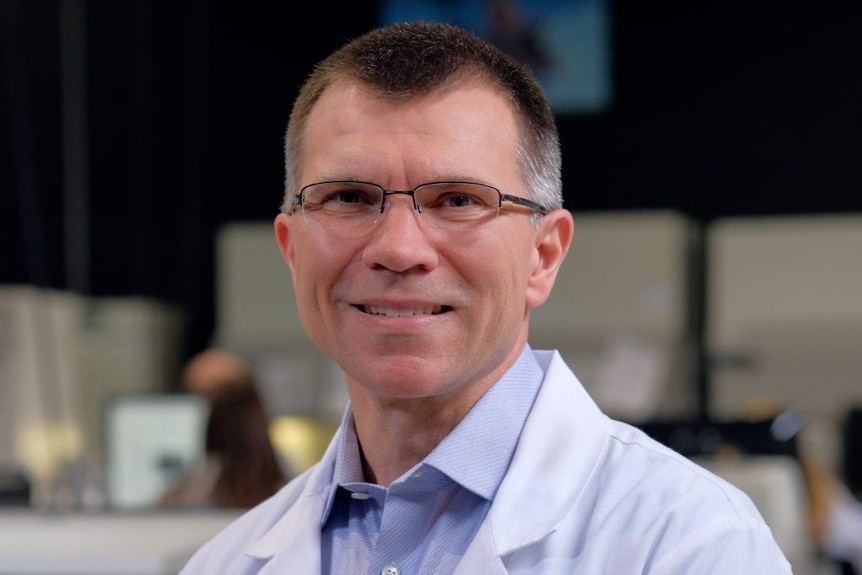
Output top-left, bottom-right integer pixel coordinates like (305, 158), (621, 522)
(425, 345), (543, 499)
(320, 407), (362, 524)
(319, 345), (544, 524)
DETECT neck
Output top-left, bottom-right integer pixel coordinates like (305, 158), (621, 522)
(347, 390), (480, 487)
(343, 341), (528, 486)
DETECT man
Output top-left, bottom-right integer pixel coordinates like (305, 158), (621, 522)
(181, 22), (791, 574)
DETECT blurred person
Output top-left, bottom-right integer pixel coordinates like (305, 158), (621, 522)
(823, 490), (862, 574)
(805, 459), (862, 573)
(161, 382), (287, 509)
(161, 348), (288, 509)
(180, 347), (256, 401)
(180, 22), (790, 573)
(486, 0), (553, 77)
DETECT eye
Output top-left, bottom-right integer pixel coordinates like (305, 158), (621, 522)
(302, 182), (382, 213)
(440, 193), (477, 208)
(422, 183), (498, 211)
(322, 187), (376, 206)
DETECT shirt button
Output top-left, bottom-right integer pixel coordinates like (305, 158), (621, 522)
(350, 491), (370, 500)
(381, 565), (400, 575)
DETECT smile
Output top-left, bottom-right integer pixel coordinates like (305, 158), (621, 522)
(358, 305), (449, 317)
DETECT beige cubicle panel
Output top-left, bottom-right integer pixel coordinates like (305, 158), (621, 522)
(0, 286), (183, 500)
(707, 214), (862, 467)
(215, 222), (307, 351)
(530, 210), (697, 422)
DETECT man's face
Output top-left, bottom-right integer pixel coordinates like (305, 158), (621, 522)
(275, 80), (567, 406)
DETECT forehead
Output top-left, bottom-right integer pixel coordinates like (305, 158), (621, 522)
(300, 80), (520, 185)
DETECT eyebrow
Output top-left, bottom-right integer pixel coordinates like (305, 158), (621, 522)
(305, 175), (495, 188)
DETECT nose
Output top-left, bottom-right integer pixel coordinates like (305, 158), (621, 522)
(361, 194), (439, 273)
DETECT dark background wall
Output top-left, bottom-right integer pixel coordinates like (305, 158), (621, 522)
(2, 1), (860, 361)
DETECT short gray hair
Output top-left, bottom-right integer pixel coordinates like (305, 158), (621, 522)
(282, 21), (563, 220)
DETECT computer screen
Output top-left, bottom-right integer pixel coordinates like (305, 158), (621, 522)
(104, 393), (209, 509)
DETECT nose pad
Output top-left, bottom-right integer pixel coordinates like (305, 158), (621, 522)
(368, 193), (439, 246)
(381, 190), (421, 214)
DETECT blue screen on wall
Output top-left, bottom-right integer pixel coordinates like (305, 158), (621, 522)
(379, 0), (613, 115)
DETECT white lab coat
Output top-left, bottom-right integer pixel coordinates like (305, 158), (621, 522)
(180, 350), (792, 574)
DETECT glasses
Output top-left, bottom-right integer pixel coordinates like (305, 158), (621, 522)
(290, 180), (549, 231)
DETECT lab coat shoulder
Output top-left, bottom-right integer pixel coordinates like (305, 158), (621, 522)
(459, 350), (792, 574)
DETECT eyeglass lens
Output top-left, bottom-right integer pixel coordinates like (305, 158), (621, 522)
(299, 181), (503, 230)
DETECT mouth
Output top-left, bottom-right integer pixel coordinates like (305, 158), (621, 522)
(355, 304), (451, 317)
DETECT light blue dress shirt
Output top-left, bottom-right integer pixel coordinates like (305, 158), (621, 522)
(320, 346), (543, 575)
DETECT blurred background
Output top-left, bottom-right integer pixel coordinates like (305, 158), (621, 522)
(1, 1), (861, 573)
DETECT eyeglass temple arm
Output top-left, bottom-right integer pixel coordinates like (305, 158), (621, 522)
(501, 194), (550, 214)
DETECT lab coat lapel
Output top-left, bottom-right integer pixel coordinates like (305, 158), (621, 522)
(246, 439), (338, 573)
(455, 351), (612, 570)
(453, 520), (511, 574)
(250, 495), (324, 573)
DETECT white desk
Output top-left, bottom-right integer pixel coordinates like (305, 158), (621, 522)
(0, 509), (241, 575)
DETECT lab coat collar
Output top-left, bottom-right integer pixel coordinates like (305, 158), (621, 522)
(467, 350), (612, 560)
(243, 432), (340, 570)
(241, 350), (610, 572)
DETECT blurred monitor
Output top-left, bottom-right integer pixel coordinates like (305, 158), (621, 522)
(0, 468), (30, 507)
(379, 0), (613, 115)
(639, 411), (802, 460)
(104, 393), (209, 509)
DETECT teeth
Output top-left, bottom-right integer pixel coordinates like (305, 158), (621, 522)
(364, 305), (442, 317)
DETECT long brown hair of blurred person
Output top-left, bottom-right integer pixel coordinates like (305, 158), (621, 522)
(204, 384), (287, 509)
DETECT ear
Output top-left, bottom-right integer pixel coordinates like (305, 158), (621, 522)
(525, 209), (574, 309)
(274, 212), (296, 274)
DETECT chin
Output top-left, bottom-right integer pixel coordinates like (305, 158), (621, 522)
(348, 365), (454, 398)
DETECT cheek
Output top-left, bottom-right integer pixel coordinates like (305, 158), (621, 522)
(292, 237), (360, 303)
(294, 233), (348, 273)
(289, 248), (341, 348)
(465, 244), (533, 306)
(497, 236), (535, 281)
